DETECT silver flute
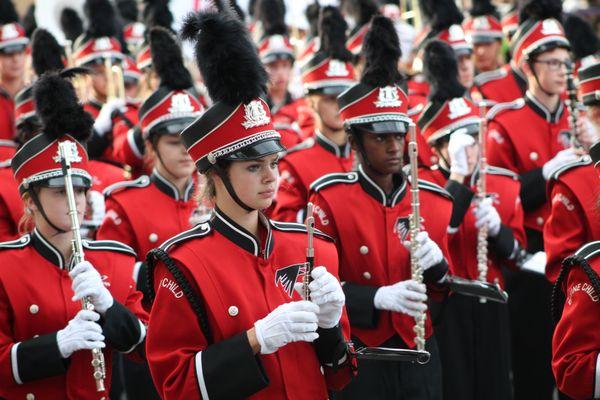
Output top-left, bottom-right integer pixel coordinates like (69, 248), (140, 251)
(302, 203), (315, 299)
(476, 103), (489, 303)
(58, 141), (106, 392)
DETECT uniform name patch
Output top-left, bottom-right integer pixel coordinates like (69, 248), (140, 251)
(160, 278), (184, 299)
(568, 282), (599, 305)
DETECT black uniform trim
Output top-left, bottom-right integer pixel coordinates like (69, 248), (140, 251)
(100, 300), (145, 353)
(524, 92), (565, 124)
(485, 165), (519, 180)
(315, 131), (352, 158)
(357, 166), (408, 207)
(444, 180), (475, 229)
(342, 282), (379, 329)
(0, 234), (30, 250)
(151, 170), (195, 201)
(424, 260), (449, 283)
(270, 220), (334, 242)
(489, 224), (517, 259)
(474, 67), (507, 87)
(31, 229), (66, 269)
(159, 222), (213, 252)
(82, 239), (137, 258)
(14, 333), (67, 383)
(549, 156), (592, 180)
(314, 325), (348, 368)
(285, 137), (316, 155)
(212, 208), (275, 258)
(573, 241), (600, 261)
(196, 332), (269, 399)
(486, 98), (525, 120)
(519, 168), (546, 212)
(310, 171), (359, 192)
(418, 179), (453, 201)
(103, 175), (151, 197)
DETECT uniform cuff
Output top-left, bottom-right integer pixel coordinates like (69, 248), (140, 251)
(100, 300), (145, 353)
(12, 333), (68, 384)
(520, 168), (546, 212)
(195, 332), (269, 399)
(342, 283), (379, 329)
(488, 224), (516, 259)
(314, 326), (348, 368)
(444, 180), (474, 228)
(424, 259), (449, 284)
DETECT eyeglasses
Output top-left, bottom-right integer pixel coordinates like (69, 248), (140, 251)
(533, 58), (572, 71)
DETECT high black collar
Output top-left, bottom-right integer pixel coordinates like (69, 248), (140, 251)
(210, 207), (275, 258)
(31, 229), (72, 270)
(266, 91), (293, 115)
(315, 131), (351, 158)
(357, 164), (407, 207)
(510, 64), (528, 96)
(524, 91), (565, 124)
(151, 169), (195, 201)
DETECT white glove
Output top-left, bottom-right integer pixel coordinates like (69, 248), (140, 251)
(56, 309), (105, 359)
(542, 148), (579, 180)
(254, 301), (319, 354)
(93, 98), (126, 136)
(373, 280), (428, 317)
(70, 261), (114, 314)
(448, 130), (476, 176)
(294, 266), (345, 329)
(403, 231), (444, 270)
(473, 197), (501, 237)
(520, 251), (547, 275)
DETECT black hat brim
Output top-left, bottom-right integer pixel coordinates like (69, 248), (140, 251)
(351, 121), (409, 135)
(221, 138), (285, 161)
(37, 175), (92, 189)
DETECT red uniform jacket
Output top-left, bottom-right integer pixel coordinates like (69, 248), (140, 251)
(308, 166), (453, 348)
(268, 93), (303, 150)
(0, 230), (148, 399)
(0, 167), (22, 242)
(420, 165), (526, 288)
(544, 157), (600, 282)
(475, 64), (527, 105)
(552, 241), (600, 400)
(272, 132), (354, 222)
(0, 88), (15, 141)
(146, 209), (354, 399)
(486, 92), (571, 234)
(97, 172), (196, 260)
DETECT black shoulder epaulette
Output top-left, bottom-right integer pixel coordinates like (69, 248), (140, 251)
(474, 68), (507, 87)
(103, 175), (151, 197)
(549, 156), (592, 181)
(159, 222), (213, 252)
(310, 171), (359, 192)
(0, 235), (30, 250)
(417, 179), (453, 201)
(82, 240), (137, 257)
(487, 165), (519, 180)
(487, 98), (525, 120)
(285, 137), (316, 155)
(270, 220), (334, 242)
(573, 241), (600, 262)
(408, 103), (425, 117)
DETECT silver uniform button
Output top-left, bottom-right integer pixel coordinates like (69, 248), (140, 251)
(363, 272), (372, 280)
(359, 245), (369, 255)
(26, 394), (35, 400)
(228, 306), (239, 317)
(29, 304), (39, 314)
(149, 233), (158, 243)
(536, 216), (544, 226)
(529, 152), (539, 161)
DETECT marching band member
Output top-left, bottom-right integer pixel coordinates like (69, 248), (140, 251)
(0, 0), (28, 141)
(551, 140), (600, 400)
(417, 39), (525, 400)
(0, 72), (147, 399)
(98, 26), (202, 291)
(309, 17), (451, 399)
(342, 0), (378, 58)
(272, 6), (356, 222)
(255, 0), (303, 149)
(544, 60), (600, 283)
(463, 0), (504, 74)
(484, 7), (588, 398)
(146, 7), (354, 399)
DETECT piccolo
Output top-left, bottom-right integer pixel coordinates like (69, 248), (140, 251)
(565, 59), (583, 150)
(302, 203), (315, 299)
(476, 102), (489, 303)
(58, 141), (106, 392)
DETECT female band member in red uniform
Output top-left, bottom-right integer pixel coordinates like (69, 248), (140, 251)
(145, 7), (354, 399)
(0, 72), (148, 399)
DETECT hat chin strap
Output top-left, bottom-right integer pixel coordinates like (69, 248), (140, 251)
(528, 59), (555, 98)
(213, 164), (255, 212)
(28, 186), (67, 234)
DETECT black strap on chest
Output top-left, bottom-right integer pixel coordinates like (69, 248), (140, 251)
(551, 254), (600, 324)
(146, 248), (213, 344)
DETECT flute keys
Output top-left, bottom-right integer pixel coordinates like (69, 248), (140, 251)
(29, 304), (39, 314)
(228, 306), (239, 317)
(359, 245), (369, 255)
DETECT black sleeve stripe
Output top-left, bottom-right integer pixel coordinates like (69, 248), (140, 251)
(574, 241), (600, 261)
(0, 235), (30, 250)
(82, 240), (137, 258)
(15, 333), (67, 383)
(270, 220), (334, 242)
(487, 166), (519, 180)
(103, 175), (151, 197)
(309, 172), (358, 192)
(418, 179), (454, 201)
(159, 223), (212, 252)
(549, 157), (592, 180)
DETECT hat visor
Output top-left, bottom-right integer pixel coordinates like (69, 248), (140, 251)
(150, 117), (197, 137)
(0, 44), (27, 54)
(470, 35), (500, 45)
(432, 122), (480, 144)
(352, 121), (409, 135)
(39, 175), (92, 189)
(263, 53), (295, 65)
(222, 138), (285, 161)
(307, 85), (352, 96)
